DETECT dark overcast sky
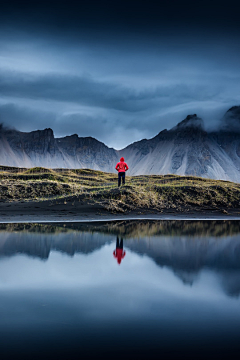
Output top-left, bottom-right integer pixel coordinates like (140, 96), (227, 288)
(1, 0), (240, 149)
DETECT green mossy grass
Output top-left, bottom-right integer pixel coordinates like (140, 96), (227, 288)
(0, 166), (239, 213)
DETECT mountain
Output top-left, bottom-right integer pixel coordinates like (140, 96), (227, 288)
(121, 109), (240, 181)
(1, 106), (240, 181)
(0, 125), (118, 172)
(220, 106), (240, 132)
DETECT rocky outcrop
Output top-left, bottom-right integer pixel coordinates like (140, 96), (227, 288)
(1, 106), (240, 181)
(220, 106), (240, 132)
(0, 125), (118, 172)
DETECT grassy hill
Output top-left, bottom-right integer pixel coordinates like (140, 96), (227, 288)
(0, 166), (240, 214)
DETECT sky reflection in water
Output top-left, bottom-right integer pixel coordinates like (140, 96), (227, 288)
(0, 220), (240, 359)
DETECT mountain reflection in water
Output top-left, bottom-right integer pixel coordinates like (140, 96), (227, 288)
(0, 220), (240, 360)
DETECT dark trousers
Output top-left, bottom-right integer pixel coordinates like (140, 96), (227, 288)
(118, 172), (125, 187)
(116, 236), (123, 249)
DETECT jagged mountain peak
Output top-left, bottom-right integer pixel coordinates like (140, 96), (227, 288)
(32, 127), (54, 136)
(171, 114), (204, 131)
(0, 123), (54, 137)
(64, 133), (78, 138)
(221, 105), (240, 132)
(226, 106), (240, 115)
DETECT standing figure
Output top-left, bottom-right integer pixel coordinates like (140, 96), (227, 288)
(113, 236), (126, 265)
(115, 157), (129, 187)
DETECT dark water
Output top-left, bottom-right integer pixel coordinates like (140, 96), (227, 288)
(1, 220), (240, 360)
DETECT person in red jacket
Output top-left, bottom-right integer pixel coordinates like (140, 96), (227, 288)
(115, 157), (129, 187)
(113, 236), (126, 265)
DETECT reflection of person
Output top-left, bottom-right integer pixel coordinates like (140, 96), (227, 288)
(115, 157), (129, 187)
(113, 236), (126, 265)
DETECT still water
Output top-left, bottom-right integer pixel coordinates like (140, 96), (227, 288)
(0, 220), (240, 360)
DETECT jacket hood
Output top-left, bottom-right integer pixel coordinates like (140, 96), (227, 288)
(120, 157), (124, 162)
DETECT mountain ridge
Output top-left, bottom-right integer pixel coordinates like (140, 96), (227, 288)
(1, 106), (240, 182)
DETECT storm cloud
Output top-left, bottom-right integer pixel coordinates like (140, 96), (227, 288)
(1, 0), (240, 149)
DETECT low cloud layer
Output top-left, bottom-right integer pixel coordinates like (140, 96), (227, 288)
(1, 1), (240, 149)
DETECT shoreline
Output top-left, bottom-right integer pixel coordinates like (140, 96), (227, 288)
(1, 213), (240, 224)
(0, 198), (240, 223)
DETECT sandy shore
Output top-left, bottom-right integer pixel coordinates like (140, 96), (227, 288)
(0, 198), (240, 222)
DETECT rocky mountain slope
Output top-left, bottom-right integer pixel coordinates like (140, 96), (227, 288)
(0, 125), (118, 172)
(1, 106), (240, 181)
(120, 107), (240, 182)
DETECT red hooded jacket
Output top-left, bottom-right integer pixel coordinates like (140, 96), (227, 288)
(115, 157), (129, 173)
(113, 248), (126, 265)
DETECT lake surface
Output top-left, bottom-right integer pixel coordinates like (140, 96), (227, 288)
(0, 220), (240, 360)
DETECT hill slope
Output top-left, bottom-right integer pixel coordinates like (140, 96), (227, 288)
(0, 166), (239, 215)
